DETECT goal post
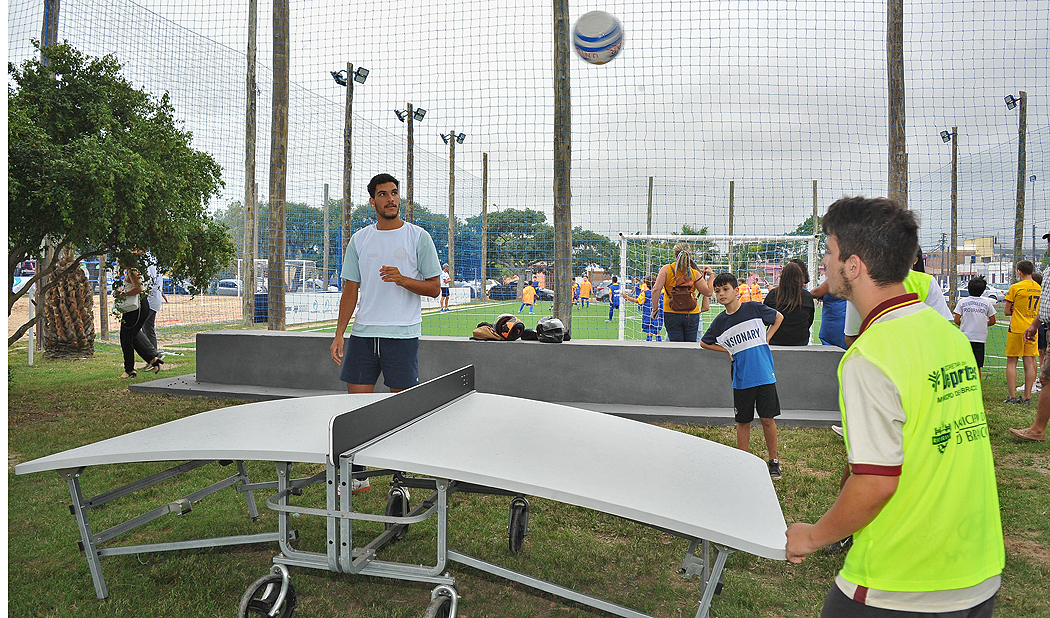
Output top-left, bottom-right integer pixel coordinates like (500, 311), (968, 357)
(615, 233), (821, 341)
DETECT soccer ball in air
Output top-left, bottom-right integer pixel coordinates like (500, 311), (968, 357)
(573, 11), (624, 65)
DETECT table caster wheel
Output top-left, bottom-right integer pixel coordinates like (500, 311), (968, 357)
(238, 570), (296, 618)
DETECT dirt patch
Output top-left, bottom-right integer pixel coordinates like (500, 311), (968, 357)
(793, 460), (835, 480)
(9, 294), (248, 346)
(1005, 535), (1050, 568)
(999, 452), (1050, 475)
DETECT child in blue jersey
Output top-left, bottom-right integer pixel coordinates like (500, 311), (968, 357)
(606, 276), (621, 322)
(702, 272), (785, 479)
(624, 276), (663, 340)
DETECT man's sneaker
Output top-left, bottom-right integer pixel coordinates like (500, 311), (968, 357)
(768, 459), (782, 480)
(1021, 398), (1032, 405)
(831, 425), (844, 437)
(351, 478), (370, 494)
(1034, 382), (1043, 393)
(1004, 397), (1022, 404)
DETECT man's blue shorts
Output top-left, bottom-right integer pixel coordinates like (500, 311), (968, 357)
(441, 287), (450, 297)
(341, 336), (420, 390)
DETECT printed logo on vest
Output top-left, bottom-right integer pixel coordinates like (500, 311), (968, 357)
(927, 361), (979, 401)
(932, 423), (951, 453)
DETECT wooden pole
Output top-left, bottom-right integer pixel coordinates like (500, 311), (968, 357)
(323, 183), (330, 289)
(646, 176), (653, 278)
(243, 0), (257, 324)
(407, 103), (415, 223)
(99, 253), (108, 339)
(553, 0), (573, 332)
(1012, 91), (1027, 281)
(887, 0), (909, 207)
(447, 130), (456, 281)
(342, 62), (354, 240)
(267, 0), (289, 330)
(728, 181), (736, 275)
(481, 153), (488, 299)
(949, 127), (958, 307)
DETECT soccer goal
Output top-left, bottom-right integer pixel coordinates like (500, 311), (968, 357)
(613, 233), (821, 341)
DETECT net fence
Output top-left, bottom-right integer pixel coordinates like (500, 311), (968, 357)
(8, 0), (1049, 367)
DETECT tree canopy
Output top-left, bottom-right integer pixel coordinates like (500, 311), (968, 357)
(8, 42), (233, 341)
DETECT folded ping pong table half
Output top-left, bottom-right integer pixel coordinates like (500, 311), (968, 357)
(16, 366), (787, 618)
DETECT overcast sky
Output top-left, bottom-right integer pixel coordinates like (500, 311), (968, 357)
(8, 0), (1049, 251)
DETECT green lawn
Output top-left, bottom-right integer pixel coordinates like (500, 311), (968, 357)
(7, 342), (1049, 617)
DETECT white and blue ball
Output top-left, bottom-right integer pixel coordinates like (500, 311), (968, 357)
(573, 11), (624, 65)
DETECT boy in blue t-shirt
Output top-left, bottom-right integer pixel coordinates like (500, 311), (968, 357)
(701, 272), (785, 479)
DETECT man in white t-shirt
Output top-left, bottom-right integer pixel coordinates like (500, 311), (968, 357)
(954, 276), (997, 378)
(439, 264), (451, 312)
(330, 172), (441, 394)
(329, 173), (442, 493)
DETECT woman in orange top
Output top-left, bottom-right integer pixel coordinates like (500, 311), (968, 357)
(651, 242), (713, 342)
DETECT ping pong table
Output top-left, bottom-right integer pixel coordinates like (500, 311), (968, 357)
(15, 365), (787, 618)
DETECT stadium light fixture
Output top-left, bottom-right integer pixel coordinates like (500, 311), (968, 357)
(440, 132), (467, 145)
(1005, 94), (1018, 110)
(396, 107), (427, 123)
(332, 67), (368, 87)
(940, 129), (955, 143)
(441, 133), (449, 145)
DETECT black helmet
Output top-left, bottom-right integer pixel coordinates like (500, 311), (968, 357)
(494, 314), (525, 341)
(535, 317), (566, 343)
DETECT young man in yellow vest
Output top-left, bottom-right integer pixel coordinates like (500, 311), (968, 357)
(786, 196), (1003, 617)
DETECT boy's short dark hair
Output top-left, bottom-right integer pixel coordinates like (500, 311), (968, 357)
(368, 173), (400, 198)
(822, 196), (918, 286)
(1017, 260), (1035, 276)
(1034, 272), (1044, 286)
(612, 276), (618, 283)
(967, 276), (987, 298)
(714, 273), (739, 289)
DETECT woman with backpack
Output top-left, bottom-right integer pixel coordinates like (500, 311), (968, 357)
(650, 242), (714, 342)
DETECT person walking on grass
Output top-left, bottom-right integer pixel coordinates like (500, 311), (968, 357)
(330, 173), (442, 493)
(786, 196), (1003, 618)
(1010, 229), (1050, 442)
(519, 282), (536, 314)
(1004, 260), (1041, 404)
(701, 272), (784, 480)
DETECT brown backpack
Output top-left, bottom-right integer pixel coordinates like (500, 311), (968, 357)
(668, 266), (698, 312)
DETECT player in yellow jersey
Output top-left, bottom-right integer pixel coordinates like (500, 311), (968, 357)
(1004, 260), (1041, 403)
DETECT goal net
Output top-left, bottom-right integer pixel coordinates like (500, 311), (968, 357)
(612, 234), (821, 342)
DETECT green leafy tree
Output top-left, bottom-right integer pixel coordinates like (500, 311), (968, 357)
(8, 42), (233, 348)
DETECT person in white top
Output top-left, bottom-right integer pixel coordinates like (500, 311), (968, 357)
(439, 264), (451, 312)
(953, 276), (997, 378)
(136, 258), (167, 355)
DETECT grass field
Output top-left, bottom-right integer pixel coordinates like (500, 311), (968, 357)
(7, 341), (1050, 617)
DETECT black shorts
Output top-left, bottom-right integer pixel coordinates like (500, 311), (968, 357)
(1040, 323), (1047, 351)
(340, 336), (420, 389)
(970, 342), (986, 368)
(441, 287), (450, 297)
(820, 584), (996, 618)
(733, 383), (781, 424)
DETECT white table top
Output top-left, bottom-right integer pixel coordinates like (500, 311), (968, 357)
(15, 391), (787, 560)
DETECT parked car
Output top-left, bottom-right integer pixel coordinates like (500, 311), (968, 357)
(488, 283), (519, 301)
(216, 279), (243, 296)
(954, 286), (1003, 302)
(303, 278), (327, 292)
(15, 260), (36, 277)
(163, 277), (192, 295)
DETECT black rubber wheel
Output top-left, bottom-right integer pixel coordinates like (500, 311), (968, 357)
(508, 500), (528, 554)
(385, 487), (409, 541)
(422, 594), (452, 618)
(238, 573), (297, 618)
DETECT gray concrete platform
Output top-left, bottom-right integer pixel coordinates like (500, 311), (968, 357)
(132, 331), (844, 427)
(131, 373), (839, 426)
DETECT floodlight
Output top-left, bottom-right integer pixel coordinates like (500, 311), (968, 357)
(456, 133), (466, 144)
(1005, 94), (1018, 110)
(414, 108), (426, 121)
(395, 109), (408, 122)
(940, 130), (952, 143)
(353, 67), (369, 84)
(330, 70), (347, 87)
(441, 134), (450, 145)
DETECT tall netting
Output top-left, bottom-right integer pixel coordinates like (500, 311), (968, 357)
(8, 0), (1048, 364)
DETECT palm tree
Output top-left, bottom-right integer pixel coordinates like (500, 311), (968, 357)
(42, 252), (95, 359)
